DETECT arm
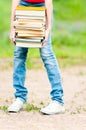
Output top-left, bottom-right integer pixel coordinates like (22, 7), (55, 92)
(45, 0), (52, 31)
(43, 0), (53, 46)
(10, 0), (20, 44)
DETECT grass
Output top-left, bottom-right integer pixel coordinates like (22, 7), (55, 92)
(0, 106), (8, 112)
(0, 0), (86, 68)
(0, 0), (14, 58)
(53, 0), (86, 21)
(25, 103), (40, 112)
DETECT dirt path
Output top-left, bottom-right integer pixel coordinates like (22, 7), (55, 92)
(0, 66), (86, 130)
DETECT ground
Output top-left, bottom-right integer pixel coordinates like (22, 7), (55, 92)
(0, 65), (86, 130)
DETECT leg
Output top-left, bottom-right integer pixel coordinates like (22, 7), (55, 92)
(8, 47), (28, 112)
(13, 46), (28, 103)
(40, 35), (64, 105)
(40, 35), (65, 114)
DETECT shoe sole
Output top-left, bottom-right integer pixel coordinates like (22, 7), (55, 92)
(40, 110), (65, 115)
(7, 107), (23, 113)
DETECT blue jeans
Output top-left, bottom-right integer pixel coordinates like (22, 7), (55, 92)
(13, 0), (64, 105)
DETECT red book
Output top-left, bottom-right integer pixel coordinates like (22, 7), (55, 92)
(24, 0), (45, 3)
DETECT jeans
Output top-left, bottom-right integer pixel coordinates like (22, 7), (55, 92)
(13, 0), (64, 105)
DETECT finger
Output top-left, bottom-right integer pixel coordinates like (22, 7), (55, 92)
(42, 39), (47, 47)
(10, 37), (16, 45)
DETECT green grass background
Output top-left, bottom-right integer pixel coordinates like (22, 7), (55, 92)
(0, 0), (86, 68)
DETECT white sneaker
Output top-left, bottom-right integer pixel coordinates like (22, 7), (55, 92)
(8, 98), (24, 113)
(40, 100), (65, 115)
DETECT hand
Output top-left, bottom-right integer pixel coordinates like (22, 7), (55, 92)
(9, 27), (16, 45)
(42, 29), (50, 47)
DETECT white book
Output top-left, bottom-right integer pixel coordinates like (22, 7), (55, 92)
(15, 32), (44, 38)
(16, 42), (42, 48)
(16, 15), (45, 21)
(15, 26), (45, 30)
(15, 10), (45, 17)
(15, 37), (44, 43)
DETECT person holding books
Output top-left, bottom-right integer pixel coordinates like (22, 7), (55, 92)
(8, 0), (65, 115)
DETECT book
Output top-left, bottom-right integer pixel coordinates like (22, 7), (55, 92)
(15, 29), (45, 39)
(16, 33), (44, 38)
(16, 6), (46, 11)
(16, 15), (45, 20)
(15, 18), (45, 23)
(16, 33), (44, 37)
(15, 26), (45, 30)
(14, 20), (45, 29)
(15, 10), (45, 17)
(16, 29), (45, 35)
(15, 37), (44, 43)
(14, 6), (46, 48)
(16, 34), (44, 38)
(16, 42), (43, 48)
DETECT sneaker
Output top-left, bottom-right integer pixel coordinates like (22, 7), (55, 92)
(40, 100), (65, 115)
(7, 98), (24, 113)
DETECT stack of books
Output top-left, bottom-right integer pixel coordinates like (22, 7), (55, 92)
(14, 6), (46, 48)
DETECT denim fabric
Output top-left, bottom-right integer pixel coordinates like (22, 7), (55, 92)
(13, 1), (64, 104)
(20, 0), (45, 6)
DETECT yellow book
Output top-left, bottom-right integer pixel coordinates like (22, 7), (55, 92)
(16, 6), (46, 11)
